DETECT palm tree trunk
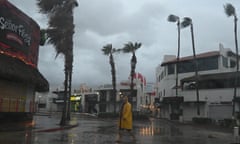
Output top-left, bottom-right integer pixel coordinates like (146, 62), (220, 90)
(112, 76), (116, 114)
(176, 21), (180, 96)
(66, 12), (74, 121)
(190, 24), (200, 116)
(110, 54), (116, 113)
(112, 65), (116, 114)
(60, 65), (69, 126)
(233, 16), (239, 117)
(66, 48), (73, 121)
(130, 53), (137, 105)
(67, 68), (72, 120)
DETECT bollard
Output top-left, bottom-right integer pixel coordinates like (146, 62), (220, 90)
(234, 127), (239, 137)
(179, 116), (183, 123)
(234, 126), (239, 143)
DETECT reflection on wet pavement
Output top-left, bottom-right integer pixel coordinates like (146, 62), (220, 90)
(0, 115), (235, 144)
(138, 119), (183, 137)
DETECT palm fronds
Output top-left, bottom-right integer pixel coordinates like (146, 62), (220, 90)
(37, 0), (63, 14)
(102, 44), (113, 55)
(122, 42), (141, 53)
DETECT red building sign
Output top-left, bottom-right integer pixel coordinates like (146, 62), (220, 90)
(0, 0), (40, 67)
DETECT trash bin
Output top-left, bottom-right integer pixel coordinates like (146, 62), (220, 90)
(234, 126), (239, 137)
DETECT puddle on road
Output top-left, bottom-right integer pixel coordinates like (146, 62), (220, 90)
(137, 126), (183, 136)
(95, 119), (183, 137)
(97, 125), (116, 134)
(137, 120), (183, 137)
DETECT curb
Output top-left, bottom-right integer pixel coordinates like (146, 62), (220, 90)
(35, 123), (79, 132)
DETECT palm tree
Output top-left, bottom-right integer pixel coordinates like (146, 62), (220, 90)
(101, 44), (120, 113)
(37, 0), (78, 125)
(181, 17), (200, 116)
(167, 14), (181, 96)
(122, 42), (142, 104)
(224, 3), (239, 117)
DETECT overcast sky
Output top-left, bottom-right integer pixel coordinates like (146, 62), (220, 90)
(8, 0), (240, 90)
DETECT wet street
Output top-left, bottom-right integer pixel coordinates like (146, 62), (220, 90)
(0, 113), (235, 144)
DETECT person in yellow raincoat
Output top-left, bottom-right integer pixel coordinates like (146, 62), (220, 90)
(119, 95), (132, 130)
(116, 95), (135, 143)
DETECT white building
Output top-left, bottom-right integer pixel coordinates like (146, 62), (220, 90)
(96, 73), (146, 113)
(70, 91), (99, 113)
(156, 44), (240, 121)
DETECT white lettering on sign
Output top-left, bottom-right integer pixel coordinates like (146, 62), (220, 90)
(0, 16), (31, 46)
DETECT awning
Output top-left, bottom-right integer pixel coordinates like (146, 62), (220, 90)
(53, 98), (64, 104)
(0, 54), (49, 92)
(161, 51), (220, 66)
(181, 71), (240, 83)
(162, 96), (184, 104)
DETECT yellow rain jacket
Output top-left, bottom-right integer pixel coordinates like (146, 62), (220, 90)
(119, 102), (132, 130)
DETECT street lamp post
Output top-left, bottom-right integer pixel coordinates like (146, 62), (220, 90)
(224, 3), (239, 119)
(181, 17), (200, 116)
(167, 14), (181, 96)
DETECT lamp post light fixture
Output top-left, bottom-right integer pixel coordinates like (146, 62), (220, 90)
(224, 3), (239, 118)
(167, 14), (181, 96)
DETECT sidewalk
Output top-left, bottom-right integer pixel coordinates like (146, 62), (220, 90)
(33, 113), (79, 132)
(157, 117), (233, 134)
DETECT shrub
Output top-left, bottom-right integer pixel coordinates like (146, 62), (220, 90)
(223, 118), (236, 127)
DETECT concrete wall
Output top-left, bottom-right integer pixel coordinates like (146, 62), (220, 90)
(179, 88), (238, 103)
(182, 103), (205, 121)
(209, 104), (232, 120)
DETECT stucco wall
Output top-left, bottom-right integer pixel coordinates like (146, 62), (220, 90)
(0, 80), (35, 112)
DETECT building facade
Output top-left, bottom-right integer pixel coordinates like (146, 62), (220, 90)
(0, 1), (49, 121)
(97, 73), (146, 113)
(156, 44), (240, 121)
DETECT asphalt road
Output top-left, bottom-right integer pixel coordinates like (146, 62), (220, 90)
(0, 113), (236, 144)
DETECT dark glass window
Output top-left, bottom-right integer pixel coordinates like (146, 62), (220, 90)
(99, 91), (106, 101)
(198, 56), (218, 71)
(178, 56), (218, 73)
(230, 60), (236, 68)
(222, 56), (228, 68)
(109, 90), (115, 101)
(178, 61), (195, 73)
(168, 64), (175, 75)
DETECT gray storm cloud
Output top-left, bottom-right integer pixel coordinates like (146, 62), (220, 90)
(8, 0), (240, 89)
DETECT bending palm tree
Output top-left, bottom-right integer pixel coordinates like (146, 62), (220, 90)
(122, 42), (142, 104)
(37, 0), (78, 125)
(181, 17), (200, 116)
(168, 14), (181, 96)
(102, 44), (120, 113)
(224, 3), (239, 117)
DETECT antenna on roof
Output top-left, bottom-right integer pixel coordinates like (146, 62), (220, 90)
(219, 43), (224, 49)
